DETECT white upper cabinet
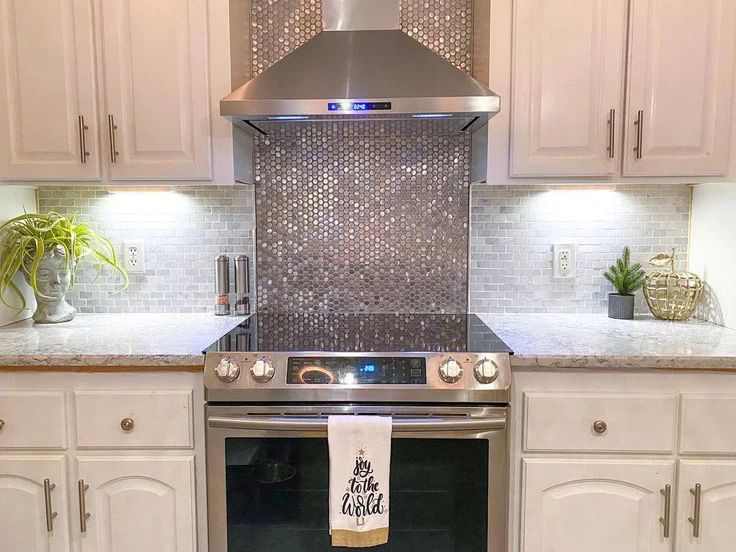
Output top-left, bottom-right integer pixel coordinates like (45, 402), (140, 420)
(676, 461), (736, 551)
(0, 0), (224, 184)
(522, 459), (675, 552)
(511, 0), (628, 177)
(505, 0), (736, 181)
(0, 0), (99, 181)
(624, 0), (736, 177)
(96, 0), (212, 180)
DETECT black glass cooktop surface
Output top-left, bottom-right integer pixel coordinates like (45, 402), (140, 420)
(204, 313), (513, 354)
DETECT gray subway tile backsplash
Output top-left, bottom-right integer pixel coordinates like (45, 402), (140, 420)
(37, 186), (255, 314)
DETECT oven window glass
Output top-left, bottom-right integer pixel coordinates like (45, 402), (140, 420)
(225, 438), (489, 551)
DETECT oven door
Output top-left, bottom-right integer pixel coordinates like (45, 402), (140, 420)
(206, 405), (508, 552)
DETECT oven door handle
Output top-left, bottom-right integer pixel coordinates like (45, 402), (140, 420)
(207, 415), (506, 433)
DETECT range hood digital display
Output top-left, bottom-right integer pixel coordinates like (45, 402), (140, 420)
(327, 101), (393, 112)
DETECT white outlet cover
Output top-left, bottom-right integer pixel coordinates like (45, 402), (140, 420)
(553, 243), (577, 279)
(122, 240), (146, 274)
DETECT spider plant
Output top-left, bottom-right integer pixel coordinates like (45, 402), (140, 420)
(0, 212), (128, 311)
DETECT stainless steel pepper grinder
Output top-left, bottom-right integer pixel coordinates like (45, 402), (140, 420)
(214, 255), (231, 315)
(234, 255), (250, 315)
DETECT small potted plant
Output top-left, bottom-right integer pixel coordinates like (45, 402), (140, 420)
(0, 212), (128, 324)
(603, 246), (645, 320)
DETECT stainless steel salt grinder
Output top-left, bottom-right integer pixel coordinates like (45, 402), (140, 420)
(214, 255), (231, 315)
(234, 255), (250, 315)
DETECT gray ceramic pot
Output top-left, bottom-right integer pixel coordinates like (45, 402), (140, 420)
(24, 245), (77, 324)
(608, 293), (635, 320)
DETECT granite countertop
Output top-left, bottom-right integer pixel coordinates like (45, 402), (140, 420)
(1, 312), (735, 371)
(0, 313), (246, 368)
(480, 313), (736, 370)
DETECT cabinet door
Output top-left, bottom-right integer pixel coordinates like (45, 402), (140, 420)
(521, 459), (674, 552)
(677, 460), (736, 552)
(510, 0), (628, 176)
(96, 0), (212, 181)
(0, 0), (99, 181)
(624, 0), (736, 176)
(76, 456), (195, 552)
(0, 456), (70, 552)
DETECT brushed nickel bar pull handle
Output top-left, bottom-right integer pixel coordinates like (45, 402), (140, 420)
(659, 484), (672, 538)
(78, 115), (90, 164)
(43, 478), (57, 532)
(633, 109), (644, 159)
(107, 114), (119, 163)
(689, 483), (702, 538)
(607, 108), (616, 159)
(208, 415), (507, 433)
(78, 479), (90, 533)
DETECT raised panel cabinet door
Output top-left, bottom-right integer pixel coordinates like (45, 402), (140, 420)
(624, 0), (736, 176)
(677, 461), (736, 552)
(510, 0), (628, 176)
(0, 0), (99, 181)
(0, 456), (71, 552)
(76, 456), (195, 552)
(521, 459), (674, 552)
(96, 0), (212, 180)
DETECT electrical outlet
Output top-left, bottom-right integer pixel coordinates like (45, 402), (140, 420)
(122, 241), (146, 274)
(553, 244), (577, 278)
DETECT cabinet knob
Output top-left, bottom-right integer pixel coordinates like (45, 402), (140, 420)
(593, 420), (608, 434)
(0, 419), (4, 431)
(120, 417), (135, 432)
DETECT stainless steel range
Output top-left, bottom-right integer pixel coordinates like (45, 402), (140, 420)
(204, 313), (512, 552)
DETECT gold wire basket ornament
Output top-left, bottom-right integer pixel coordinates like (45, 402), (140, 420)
(643, 247), (703, 321)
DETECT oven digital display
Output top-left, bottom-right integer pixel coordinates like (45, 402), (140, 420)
(287, 357), (426, 385)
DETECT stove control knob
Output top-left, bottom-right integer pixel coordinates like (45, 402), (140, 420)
(250, 357), (275, 383)
(214, 357), (241, 383)
(439, 358), (463, 384)
(474, 358), (499, 384)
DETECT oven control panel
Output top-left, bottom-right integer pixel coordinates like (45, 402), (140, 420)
(286, 356), (427, 385)
(204, 352), (511, 404)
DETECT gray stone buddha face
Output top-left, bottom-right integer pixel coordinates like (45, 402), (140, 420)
(25, 245), (77, 323)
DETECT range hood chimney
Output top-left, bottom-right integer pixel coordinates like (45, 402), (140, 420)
(221, 0), (500, 135)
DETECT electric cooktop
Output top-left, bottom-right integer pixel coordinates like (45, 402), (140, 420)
(204, 312), (513, 354)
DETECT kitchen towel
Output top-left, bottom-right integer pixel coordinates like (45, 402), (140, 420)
(328, 415), (392, 548)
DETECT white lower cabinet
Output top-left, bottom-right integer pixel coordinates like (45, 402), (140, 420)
(0, 375), (203, 551)
(521, 459), (674, 552)
(676, 461), (736, 552)
(0, 455), (71, 552)
(76, 456), (196, 552)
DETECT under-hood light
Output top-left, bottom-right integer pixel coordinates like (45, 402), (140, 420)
(266, 115), (309, 121)
(412, 113), (452, 119)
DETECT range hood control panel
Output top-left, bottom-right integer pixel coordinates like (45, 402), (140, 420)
(327, 101), (392, 112)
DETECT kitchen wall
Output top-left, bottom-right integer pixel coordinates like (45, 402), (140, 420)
(690, 182), (736, 328)
(469, 184), (691, 314)
(37, 186), (255, 313)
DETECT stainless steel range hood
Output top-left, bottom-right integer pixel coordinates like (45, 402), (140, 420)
(221, 0), (500, 134)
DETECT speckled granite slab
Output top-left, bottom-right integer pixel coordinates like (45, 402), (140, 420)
(480, 314), (736, 371)
(1, 312), (734, 371)
(0, 314), (247, 368)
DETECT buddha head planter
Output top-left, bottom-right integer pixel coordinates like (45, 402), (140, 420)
(25, 245), (77, 323)
(0, 212), (128, 324)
